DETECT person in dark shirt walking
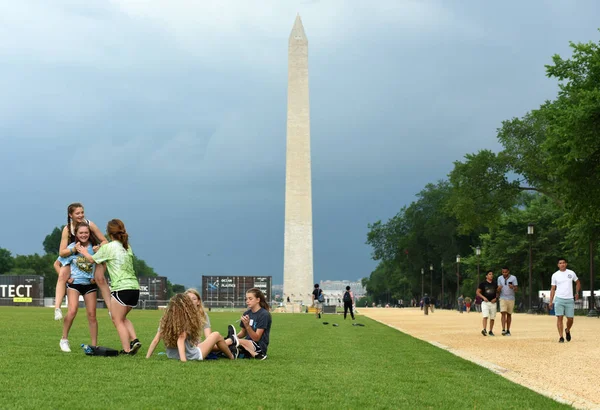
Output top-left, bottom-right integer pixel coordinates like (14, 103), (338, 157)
(342, 286), (355, 320)
(477, 270), (498, 336)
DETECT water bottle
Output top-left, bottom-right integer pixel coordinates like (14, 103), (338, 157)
(81, 344), (94, 355)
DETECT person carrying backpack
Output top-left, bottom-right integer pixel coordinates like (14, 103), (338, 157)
(312, 284), (324, 319)
(343, 286), (355, 320)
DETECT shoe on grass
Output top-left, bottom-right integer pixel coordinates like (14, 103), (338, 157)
(59, 338), (71, 352)
(255, 352), (267, 360)
(565, 330), (571, 342)
(129, 339), (142, 355)
(54, 308), (63, 321)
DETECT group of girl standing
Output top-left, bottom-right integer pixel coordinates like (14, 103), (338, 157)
(55, 202), (272, 361)
(54, 203), (141, 355)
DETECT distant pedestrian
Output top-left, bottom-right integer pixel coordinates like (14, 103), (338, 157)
(475, 294), (482, 313)
(464, 296), (472, 313)
(497, 266), (518, 336)
(477, 271), (498, 336)
(457, 295), (464, 313)
(342, 286), (355, 320)
(423, 294), (430, 315)
(429, 297), (435, 313)
(311, 284), (324, 319)
(549, 258), (581, 343)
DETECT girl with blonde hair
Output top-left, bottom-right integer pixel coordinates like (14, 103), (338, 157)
(146, 294), (237, 362)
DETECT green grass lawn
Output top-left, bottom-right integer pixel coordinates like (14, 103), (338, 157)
(0, 307), (568, 409)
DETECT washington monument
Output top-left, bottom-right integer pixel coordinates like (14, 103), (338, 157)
(283, 15), (313, 304)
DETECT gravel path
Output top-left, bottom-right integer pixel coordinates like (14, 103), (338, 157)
(360, 308), (600, 409)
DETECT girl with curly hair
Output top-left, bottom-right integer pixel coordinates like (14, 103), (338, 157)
(146, 294), (237, 362)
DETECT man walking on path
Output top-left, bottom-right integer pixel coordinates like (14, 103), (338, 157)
(549, 258), (581, 343)
(342, 286), (355, 320)
(477, 270), (498, 336)
(457, 295), (464, 313)
(497, 267), (518, 336)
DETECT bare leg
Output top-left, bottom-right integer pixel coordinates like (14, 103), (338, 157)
(482, 317), (488, 330)
(62, 289), (79, 339)
(111, 301), (133, 352)
(238, 338), (258, 357)
(123, 318), (138, 342)
(506, 313), (512, 331)
(556, 315), (564, 337)
(199, 332), (233, 359)
(54, 265), (72, 310)
(566, 317), (573, 332)
(94, 263), (112, 314)
(83, 291), (98, 346)
(489, 319), (495, 332)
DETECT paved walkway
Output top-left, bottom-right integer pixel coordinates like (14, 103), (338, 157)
(360, 308), (600, 409)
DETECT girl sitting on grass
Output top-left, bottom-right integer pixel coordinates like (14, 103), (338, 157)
(56, 222), (98, 353)
(225, 287), (271, 360)
(78, 219), (141, 355)
(184, 288), (212, 340)
(146, 293), (237, 362)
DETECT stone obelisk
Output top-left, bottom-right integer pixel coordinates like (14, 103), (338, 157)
(284, 15), (313, 304)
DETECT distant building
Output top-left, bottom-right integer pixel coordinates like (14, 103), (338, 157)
(320, 279), (366, 305)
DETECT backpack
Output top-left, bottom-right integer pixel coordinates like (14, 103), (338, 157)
(343, 291), (352, 303)
(317, 289), (324, 303)
(83, 345), (119, 356)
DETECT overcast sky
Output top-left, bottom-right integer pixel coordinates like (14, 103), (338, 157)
(1, 0), (599, 289)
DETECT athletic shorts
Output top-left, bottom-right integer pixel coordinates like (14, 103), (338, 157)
(238, 340), (265, 358)
(66, 282), (98, 295)
(554, 297), (575, 318)
(111, 289), (140, 307)
(314, 300), (322, 308)
(499, 299), (515, 314)
(481, 301), (497, 319)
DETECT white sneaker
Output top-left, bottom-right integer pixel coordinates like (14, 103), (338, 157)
(59, 339), (71, 352)
(54, 308), (63, 321)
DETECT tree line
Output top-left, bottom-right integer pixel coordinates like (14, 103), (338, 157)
(0, 227), (186, 298)
(363, 32), (600, 308)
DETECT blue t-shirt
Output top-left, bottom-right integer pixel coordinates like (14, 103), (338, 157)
(57, 243), (95, 285)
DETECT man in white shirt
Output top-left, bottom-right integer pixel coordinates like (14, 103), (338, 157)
(549, 258), (581, 343)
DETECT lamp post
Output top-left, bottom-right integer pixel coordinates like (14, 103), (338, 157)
(456, 255), (461, 310)
(527, 224), (534, 314)
(429, 264), (434, 297)
(588, 240), (597, 317)
(441, 261), (444, 309)
(421, 268), (424, 302)
(476, 246), (481, 285)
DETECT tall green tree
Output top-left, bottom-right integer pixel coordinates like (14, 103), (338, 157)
(0, 248), (14, 275)
(43, 227), (63, 255)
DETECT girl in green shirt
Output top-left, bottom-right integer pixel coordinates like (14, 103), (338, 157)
(79, 219), (141, 355)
